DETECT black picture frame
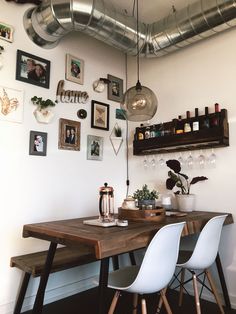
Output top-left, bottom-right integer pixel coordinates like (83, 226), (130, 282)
(29, 131), (47, 156)
(107, 74), (123, 102)
(91, 100), (109, 131)
(16, 50), (50, 89)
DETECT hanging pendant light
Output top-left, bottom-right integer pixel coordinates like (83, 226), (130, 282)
(121, 0), (158, 122)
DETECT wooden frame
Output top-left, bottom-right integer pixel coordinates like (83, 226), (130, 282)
(65, 54), (84, 85)
(29, 131), (47, 156)
(58, 118), (80, 151)
(0, 21), (14, 43)
(16, 50), (50, 89)
(87, 135), (103, 161)
(91, 100), (109, 131)
(108, 74), (123, 102)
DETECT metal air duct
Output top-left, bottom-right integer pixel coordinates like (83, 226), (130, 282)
(23, 0), (236, 56)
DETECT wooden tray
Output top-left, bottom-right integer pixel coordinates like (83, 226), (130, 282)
(118, 207), (165, 222)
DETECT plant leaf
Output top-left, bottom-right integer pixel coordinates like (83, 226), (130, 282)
(190, 176), (208, 185)
(166, 159), (181, 173)
(166, 178), (176, 190)
(179, 173), (189, 180)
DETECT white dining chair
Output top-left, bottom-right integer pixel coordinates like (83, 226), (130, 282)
(107, 221), (186, 314)
(175, 214), (228, 314)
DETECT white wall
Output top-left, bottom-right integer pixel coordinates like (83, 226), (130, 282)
(0, 1), (128, 313)
(1, 0), (236, 312)
(127, 24), (236, 306)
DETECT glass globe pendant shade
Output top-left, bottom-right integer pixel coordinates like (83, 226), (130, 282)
(121, 81), (158, 121)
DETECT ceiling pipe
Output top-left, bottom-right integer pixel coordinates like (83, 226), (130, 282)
(23, 0), (236, 56)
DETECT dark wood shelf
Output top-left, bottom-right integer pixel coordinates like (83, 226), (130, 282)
(133, 109), (229, 155)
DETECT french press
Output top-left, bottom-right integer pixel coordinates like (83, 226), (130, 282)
(99, 183), (114, 222)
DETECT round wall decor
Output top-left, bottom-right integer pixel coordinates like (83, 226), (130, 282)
(77, 109), (87, 119)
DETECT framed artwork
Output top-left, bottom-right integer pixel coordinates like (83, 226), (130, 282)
(87, 135), (103, 161)
(0, 22), (14, 43)
(65, 53), (84, 85)
(29, 131), (47, 156)
(91, 100), (109, 131)
(16, 50), (50, 89)
(0, 86), (24, 123)
(107, 74), (123, 102)
(58, 118), (80, 151)
(115, 108), (126, 120)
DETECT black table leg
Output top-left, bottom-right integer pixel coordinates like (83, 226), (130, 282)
(32, 242), (57, 314)
(216, 252), (231, 310)
(98, 257), (110, 314)
(13, 272), (31, 314)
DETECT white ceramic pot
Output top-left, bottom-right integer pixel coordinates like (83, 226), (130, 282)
(176, 194), (195, 212)
(34, 107), (55, 124)
(122, 196), (136, 210)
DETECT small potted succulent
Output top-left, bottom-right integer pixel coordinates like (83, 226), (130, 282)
(166, 159), (208, 211)
(31, 96), (56, 124)
(133, 184), (159, 209)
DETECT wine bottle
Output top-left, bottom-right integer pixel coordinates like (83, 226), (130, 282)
(211, 103), (220, 127)
(138, 124), (144, 140)
(192, 108), (199, 131)
(202, 106), (210, 129)
(176, 115), (184, 134)
(184, 111), (191, 133)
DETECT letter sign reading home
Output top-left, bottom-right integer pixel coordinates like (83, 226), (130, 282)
(56, 80), (89, 104)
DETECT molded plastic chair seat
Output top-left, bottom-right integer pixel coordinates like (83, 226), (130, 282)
(107, 221), (186, 314)
(176, 214), (227, 314)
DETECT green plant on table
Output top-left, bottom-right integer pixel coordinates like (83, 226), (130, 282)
(133, 184), (159, 201)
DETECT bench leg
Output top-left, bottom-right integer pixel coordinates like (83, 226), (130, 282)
(32, 242), (57, 314)
(13, 272), (31, 314)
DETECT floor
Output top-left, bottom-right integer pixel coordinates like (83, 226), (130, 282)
(23, 287), (236, 314)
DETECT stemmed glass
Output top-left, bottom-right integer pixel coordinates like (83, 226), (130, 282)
(178, 152), (184, 168)
(150, 155), (156, 169)
(143, 155), (148, 169)
(158, 154), (165, 168)
(208, 148), (216, 168)
(186, 151), (194, 169)
(197, 149), (206, 169)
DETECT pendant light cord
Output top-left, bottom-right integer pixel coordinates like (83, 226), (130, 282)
(136, 0), (140, 84)
(125, 52), (130, 198)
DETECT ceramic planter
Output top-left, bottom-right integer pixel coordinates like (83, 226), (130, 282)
(34, 107), (55, 124)
(138, 199), (156, 210)
(176, 194), (195, 212)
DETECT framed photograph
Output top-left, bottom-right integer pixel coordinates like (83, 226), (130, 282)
(29, 131), (47, 156)
(108, 74), (123, 102)
(16, 50), (50, 89)
(0, 22), (14, 43)
(58, 118), (81, 151)
(0, 86), (24, 123)
(65, 53), (84, 85)
(87, 135), (103, 161)
(91, 100), (109, 131)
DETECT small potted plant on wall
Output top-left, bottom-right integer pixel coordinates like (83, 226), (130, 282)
(166, 159), (208, 212)
(31, 96), (56, 124)
(133, 184), (159, 209)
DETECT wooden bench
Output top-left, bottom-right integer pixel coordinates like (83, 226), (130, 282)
(10, 244), (97, 314)
(11, 245), (136, 314)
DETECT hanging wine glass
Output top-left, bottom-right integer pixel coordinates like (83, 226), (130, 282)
(186, 151), (194, 169)
(150, 155), (156, 169)
(158, 154), (165, 168)
(197, 149), (205, 169)
(143, 155), (148, 169)
(178, 152), (184, 168)
(208, 148), (216, 168)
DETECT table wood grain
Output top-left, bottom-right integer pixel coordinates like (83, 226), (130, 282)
(23, 211), (233, 259)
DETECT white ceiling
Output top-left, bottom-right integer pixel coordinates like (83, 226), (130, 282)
(110, 0), (197, 23)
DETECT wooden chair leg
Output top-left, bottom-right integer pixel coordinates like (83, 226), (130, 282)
(132, 293), (138, 314)
(179, 268), (185, 306)
(141, 298), (147, 314)
(160, 288), (172, 314)
(205, 269), (225, 314)
(108, 290), (120, 314)
(192, 272), (201, 314)
(156, 290), (164, 313)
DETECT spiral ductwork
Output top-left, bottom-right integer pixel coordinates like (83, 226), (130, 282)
(23, 0), (236, 56)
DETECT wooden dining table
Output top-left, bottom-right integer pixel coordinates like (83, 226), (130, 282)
(23, 210), (233, 314)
